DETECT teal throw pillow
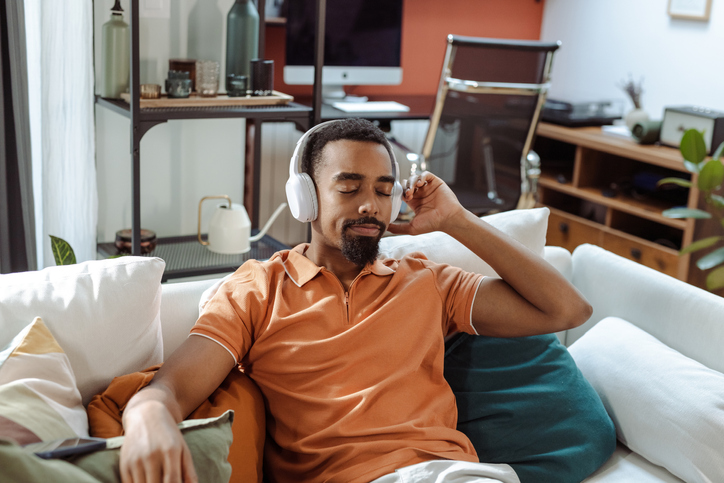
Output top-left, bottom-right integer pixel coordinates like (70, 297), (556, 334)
(444, 332), (615, 483)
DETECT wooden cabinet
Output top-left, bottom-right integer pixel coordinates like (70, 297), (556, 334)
(534, 122), (700, 284)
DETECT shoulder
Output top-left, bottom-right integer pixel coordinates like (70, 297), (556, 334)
(222, 250), (291, 291)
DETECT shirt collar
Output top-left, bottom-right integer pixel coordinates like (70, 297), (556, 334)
(283, 243), (396, 287)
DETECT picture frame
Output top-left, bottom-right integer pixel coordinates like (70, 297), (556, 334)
(668, 0), (712, 20)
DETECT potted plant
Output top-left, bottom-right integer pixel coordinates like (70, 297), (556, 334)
(658, 129), (724, 291)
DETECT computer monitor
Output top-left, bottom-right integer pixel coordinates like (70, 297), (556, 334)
(284, 0), (404, 101)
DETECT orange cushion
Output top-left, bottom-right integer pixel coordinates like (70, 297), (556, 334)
(87, 365), (265, 483)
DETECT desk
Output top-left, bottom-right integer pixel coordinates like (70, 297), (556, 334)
(295, 94), (436, 126)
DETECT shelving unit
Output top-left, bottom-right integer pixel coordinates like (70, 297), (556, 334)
(94, 0), (328, 280)
(534, 122), (698, 282)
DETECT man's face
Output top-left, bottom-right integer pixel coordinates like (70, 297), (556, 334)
(313, 139), (395, 266)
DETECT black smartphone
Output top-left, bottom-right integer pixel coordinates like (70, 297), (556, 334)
(23, 436), (107, 459)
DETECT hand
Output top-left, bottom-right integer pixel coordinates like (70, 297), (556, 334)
(387, 171), (466, 236)
(120, 402), (197, 483)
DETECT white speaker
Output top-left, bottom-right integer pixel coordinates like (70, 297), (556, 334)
(285, 120), (403, 224)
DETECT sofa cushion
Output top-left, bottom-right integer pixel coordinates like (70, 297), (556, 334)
(0, 257), (165, 405)
(569, 316), (724, 483)
(0, 411), (233, 483)
(0, 318), (88, 445)
(378, 207), (549, 276)
(445, 332), (616, 483)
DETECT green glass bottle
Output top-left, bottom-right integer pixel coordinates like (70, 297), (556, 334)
(225, 0), (259, 92)
(101, 0), (129, 99)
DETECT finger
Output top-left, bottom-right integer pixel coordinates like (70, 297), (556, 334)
(181, 444), (199, 483)
(130, 463), (147, 483)
(162, 450), (181, 483)
(120, 460), (134, 483)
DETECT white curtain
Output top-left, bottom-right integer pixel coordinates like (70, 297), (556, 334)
(25, 0), (97, 267)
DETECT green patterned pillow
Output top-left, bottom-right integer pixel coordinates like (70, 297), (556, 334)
(0, 411), (233, 483)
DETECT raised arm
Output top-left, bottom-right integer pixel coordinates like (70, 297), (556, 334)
(387, 171), (591, 337)
(120, 336), (236, 483)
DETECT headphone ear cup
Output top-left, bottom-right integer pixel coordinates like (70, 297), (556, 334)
(285, 172), (318, 222)
(389, 181), (403, 225)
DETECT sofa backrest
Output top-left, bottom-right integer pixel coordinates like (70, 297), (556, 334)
(567, 244), (724, 374)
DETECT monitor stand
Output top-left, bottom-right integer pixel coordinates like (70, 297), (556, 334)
(321, 85), (368, 105)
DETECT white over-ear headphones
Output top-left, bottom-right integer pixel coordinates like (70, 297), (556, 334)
(285, 120), (403, 224)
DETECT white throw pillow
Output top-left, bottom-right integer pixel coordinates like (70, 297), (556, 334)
(0, 257), (165, 405)
(378, 207), (549, 277)
(569, 316), (724, 483)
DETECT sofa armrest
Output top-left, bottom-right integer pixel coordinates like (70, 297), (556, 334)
(160, 278), (221, 360)
(567, 244), (724, 373)
(543, 246), (572, 282)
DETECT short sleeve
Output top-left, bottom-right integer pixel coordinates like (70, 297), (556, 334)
(190, 261), (269, 363)
(405, 254), (484, 337)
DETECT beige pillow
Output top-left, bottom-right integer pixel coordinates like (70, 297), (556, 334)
(0, 318), (88, 445)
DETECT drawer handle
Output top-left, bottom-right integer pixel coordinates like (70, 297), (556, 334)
(630, 248), (642, 260)
(559, 222), (569, 234)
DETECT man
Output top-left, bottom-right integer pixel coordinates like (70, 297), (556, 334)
(120, 118), (591, 483)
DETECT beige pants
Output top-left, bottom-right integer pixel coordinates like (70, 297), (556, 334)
(370, 460), (521, 483)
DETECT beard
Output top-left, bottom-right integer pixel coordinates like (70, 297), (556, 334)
(340, 216), (386, 266)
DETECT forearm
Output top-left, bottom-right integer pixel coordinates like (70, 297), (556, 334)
(444, 209), (591, 331)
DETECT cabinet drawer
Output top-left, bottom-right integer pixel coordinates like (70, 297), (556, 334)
(601, 231), (679, 278)
(547, 209), (603, 252)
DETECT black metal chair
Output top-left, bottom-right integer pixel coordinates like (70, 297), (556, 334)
(394, 35), (560, 215)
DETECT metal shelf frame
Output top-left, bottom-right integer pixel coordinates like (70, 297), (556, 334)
(94, 0), (327, 280)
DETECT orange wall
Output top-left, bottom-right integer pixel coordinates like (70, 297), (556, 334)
(265, 0), (546, 97)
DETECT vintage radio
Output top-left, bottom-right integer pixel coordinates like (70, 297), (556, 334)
(661, 106), (724, 155)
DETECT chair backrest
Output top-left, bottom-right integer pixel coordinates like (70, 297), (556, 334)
(422, 35), (560, 215)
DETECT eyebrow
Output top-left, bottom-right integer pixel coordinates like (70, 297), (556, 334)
(333, 172), (395, 184)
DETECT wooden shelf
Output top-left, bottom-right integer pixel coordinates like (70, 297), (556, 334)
(539, 173), (687, 229)
(534, 122), (697, 283)
(537, 123), (688, 172)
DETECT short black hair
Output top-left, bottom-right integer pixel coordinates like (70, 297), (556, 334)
(301, 118), (394, 183)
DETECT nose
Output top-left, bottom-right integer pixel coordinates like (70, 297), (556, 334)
(358, 191), (379, 217)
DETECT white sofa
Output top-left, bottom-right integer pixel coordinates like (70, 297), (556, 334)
(156, 244), (724, 483)
(2, 208), (723, 482)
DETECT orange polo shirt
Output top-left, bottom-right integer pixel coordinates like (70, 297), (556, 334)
(191, 243), (483, 483)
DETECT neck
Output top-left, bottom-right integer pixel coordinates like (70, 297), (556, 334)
(305, 238), (365, 291)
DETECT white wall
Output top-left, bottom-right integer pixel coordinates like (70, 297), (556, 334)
(540, 0), (724, 118)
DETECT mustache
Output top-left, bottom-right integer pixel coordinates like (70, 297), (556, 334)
(343, 216), (386, 232)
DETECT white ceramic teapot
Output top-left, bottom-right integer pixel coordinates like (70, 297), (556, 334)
(197, 195), (287, 254)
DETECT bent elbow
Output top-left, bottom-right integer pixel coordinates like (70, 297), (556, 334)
(564, 298), (592, 331)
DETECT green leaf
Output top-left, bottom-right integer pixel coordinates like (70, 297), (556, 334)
(710, 194), (724, 209)
(680, 236), (724, 255)
(661, 207), (712, 219)
(706, 266), (724, 290)
(713, 141), (724, 161)
(697, 159), (724, 191)
(49, 235), (76, 266)
(696, 247), (724, 270)
(680, 129), (707, 165)
(657, 177), (693, 188)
